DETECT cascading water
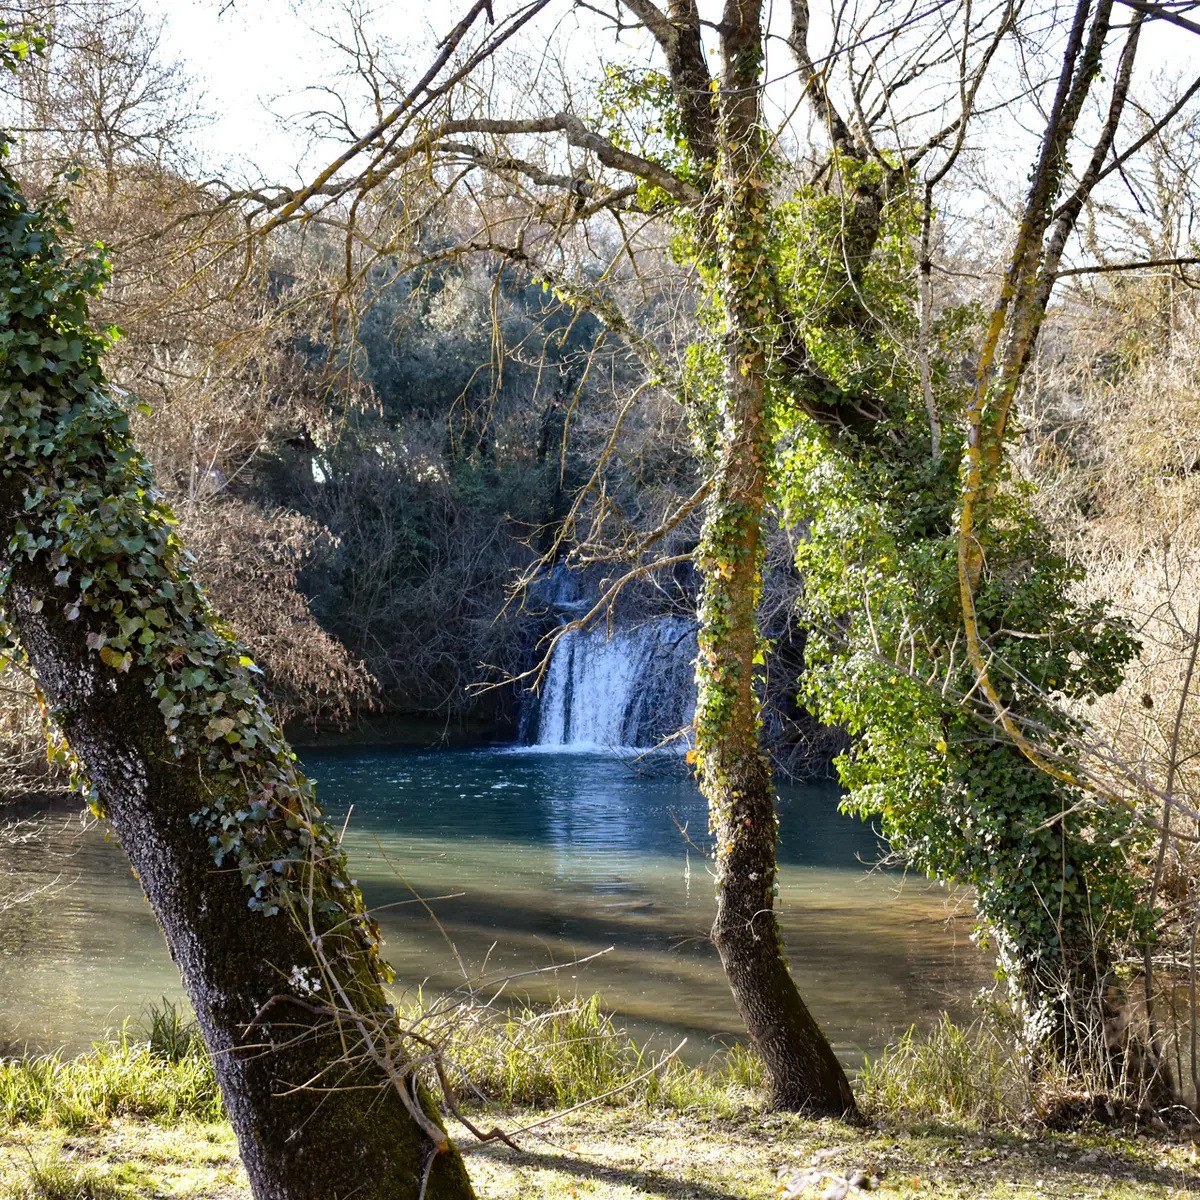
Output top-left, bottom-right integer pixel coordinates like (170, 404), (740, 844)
(530, 617), (698, 750)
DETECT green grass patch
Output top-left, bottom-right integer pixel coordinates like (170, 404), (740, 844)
(2, 1110), (1194, 1200)
(12, 1149), (124, 1199)
(858, 1012), (1030, 1126)
(438, 993), (766, 1116)
(0, 999), (1195, 1199)
(0, 1014), (221, 1130)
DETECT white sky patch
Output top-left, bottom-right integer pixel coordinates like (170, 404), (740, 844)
(138, 0), (1198, 230)
(142, 0), (447, 183)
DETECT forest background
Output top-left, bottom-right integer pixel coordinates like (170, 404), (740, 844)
(4, 0), (1200, 1134)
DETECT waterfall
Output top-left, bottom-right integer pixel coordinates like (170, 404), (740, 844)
(531, 617), (698, 750)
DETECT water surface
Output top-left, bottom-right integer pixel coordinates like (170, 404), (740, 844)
(0, 748), (992, 1065)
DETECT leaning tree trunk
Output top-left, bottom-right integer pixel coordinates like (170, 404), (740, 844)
(0, 161), (474, 1199)
(690, 1), (856, 1118)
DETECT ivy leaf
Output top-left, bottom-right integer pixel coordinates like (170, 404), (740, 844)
(205, 716), (236, 740)
(98, 645), (131, 672)
(180, 666), (208, 689)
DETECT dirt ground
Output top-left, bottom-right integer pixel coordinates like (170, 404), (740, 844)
(2, 1107), (1199, 1198)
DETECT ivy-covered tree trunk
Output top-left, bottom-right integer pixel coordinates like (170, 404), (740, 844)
(692, 0), (856, 1118)
(0, 160), (475, 1199)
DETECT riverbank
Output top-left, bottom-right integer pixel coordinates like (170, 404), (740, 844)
(0, 1006), (1197, 1200)
(2, 1108), (1196, 1199)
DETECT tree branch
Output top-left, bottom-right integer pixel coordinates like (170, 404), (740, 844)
(1114, 0), (1200, 34)
(238, 113), (702, 218)
(1055, 254), (1200, 277)
(619, 0), (718, 166)
(259, 0), (539, 232)
(787, 0), (859, 158)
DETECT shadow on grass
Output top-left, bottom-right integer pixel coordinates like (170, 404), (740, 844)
(469, 1141), (747, 1200)
(878, 1120), (1200, 1195)
(470, 1117), (1200, 1200)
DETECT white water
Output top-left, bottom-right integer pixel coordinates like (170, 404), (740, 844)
(533, 617), (698, 750)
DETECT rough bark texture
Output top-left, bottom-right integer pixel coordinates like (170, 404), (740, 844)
(691, 0), (856, 1118)
(0, 159), (475, 1200)
(620, 0), (717, 168)
(0, 483), (476, 1200)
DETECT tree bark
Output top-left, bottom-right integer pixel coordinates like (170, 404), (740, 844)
(691, 0), (857, 1118)
(0, 159), (475, 1200)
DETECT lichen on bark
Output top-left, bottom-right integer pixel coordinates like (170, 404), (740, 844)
(0, 144), (475, 1200)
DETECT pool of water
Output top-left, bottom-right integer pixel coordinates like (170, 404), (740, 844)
(0, 747), (992, 1066)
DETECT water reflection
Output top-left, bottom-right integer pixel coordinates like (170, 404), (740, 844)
(0, 748), (993, 1065)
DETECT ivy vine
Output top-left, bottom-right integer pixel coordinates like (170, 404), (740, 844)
(772, 177), (1150, 1010)
(0, 135), (383, 964)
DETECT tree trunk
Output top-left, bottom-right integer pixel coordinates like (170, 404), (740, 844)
(0, 158), (475, 1200)
(690, 0), (856, 1118)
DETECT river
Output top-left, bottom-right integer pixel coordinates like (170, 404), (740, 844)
(0, 747), (992, 1067)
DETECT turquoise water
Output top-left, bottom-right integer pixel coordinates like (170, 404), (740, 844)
(0, 748), (992, 1065)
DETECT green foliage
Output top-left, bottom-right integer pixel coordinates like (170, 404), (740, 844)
(278, 252), (668, 717)
(770, 177), (1149, 1005)
(686, 112), (784, 815)
(597, 66), (700, 188)
(0, 19), (45, 79)
(0, 145), (380, 950)
(858, 1014), (1027, 1127)
(446, 993), (638, 1109)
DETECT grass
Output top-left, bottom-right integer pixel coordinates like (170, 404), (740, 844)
(858, 1012), (1029, 1127)
(11, 1149), (124, 1199)
(0, 1000), (1196, 1198)
(0, 1005), (221, 1130)
(1, 1110), (1196, 1199)
(439, 994), (766, 1117)
(0, 1125), (240, 1199)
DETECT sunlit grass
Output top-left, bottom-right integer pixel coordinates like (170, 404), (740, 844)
(439, 993), (766, 1115)
(858, 1012), (1029, 1126)
(0, 995), (766, 1135)
(0, 1018), (221, 1129)
(0, 1001), (1192, 1200)
(12, 1151), (123, 1200)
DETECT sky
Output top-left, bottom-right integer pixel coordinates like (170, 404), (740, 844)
(140, 0), (588, 185)
(139, 0), (430, 184)
(138, 0), (1198, 205)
